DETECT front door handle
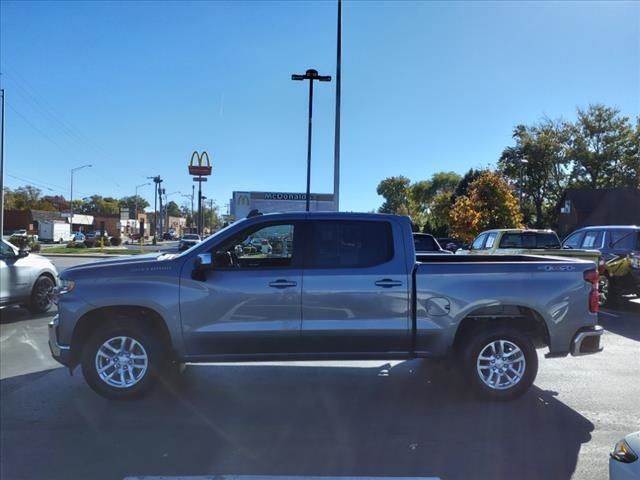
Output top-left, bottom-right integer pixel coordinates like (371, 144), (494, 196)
(375, 279), (403, 288)
(269, 279), (297, 289)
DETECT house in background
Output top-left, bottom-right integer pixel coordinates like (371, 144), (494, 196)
(557, 188), (640, 237)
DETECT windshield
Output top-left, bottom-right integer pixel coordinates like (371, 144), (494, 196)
(182, 234), (200, 240)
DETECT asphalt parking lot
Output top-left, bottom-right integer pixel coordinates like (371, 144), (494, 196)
(1, 259), (638, 480)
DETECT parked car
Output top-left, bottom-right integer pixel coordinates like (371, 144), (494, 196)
(50, 212), (602, 400)
(0, 238), (58, 313)
(610, 431), (639, 479)
(162, 232), (178, 241)
(465, 229), (607, 304)
(11, 229), (38, 242)
(562, 225), (640, 302)
(178, 233), (201, 251)
(72, 231), (86, 242)
(413, 233), (453, 255)
(85, 230), (109, 241)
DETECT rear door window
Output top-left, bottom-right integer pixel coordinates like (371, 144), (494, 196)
(499, 233), (522, 248)
(610, 230), (636, 250)
(306, 221), (394, 268)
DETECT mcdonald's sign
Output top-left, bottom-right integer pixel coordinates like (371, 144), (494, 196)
(188, 151), (212, 176)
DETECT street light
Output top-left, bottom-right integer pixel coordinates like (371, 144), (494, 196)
(291, 69), (331, 211)
(134, 182), (151, 223)
(70, 164), (92, 234)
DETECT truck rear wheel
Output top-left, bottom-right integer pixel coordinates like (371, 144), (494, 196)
(81, 323), (166, 400)
(460, 326), (538, 401)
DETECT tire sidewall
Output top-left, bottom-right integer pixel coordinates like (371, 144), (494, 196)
(462, 327), (538, 401)
(81, 323), (164, 400)
(28, 276), (55, 313)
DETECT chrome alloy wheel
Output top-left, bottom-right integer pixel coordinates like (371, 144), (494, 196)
(95, 336), (148, 389)
(476, 339), (526, 390)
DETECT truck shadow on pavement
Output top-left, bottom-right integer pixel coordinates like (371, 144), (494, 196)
(599, 300), (640, 342)
(1, 360), (593, 480)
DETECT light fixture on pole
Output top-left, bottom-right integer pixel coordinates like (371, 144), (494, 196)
(291, 69), (331, 211)
(70, 164), (92, 234)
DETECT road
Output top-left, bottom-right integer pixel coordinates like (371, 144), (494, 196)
(1, 256), (639, 480)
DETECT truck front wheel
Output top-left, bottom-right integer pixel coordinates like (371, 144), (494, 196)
(461, 326), (538, 401)
(81, 323), (166, 400)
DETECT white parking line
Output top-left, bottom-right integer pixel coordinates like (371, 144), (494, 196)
(599, 311), (620, 318)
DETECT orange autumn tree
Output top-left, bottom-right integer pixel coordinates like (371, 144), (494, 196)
(449, 171), (523, 243)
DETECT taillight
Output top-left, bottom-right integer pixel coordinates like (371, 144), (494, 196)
(598, 259), (607, 275)
(584, 269), (599, 313)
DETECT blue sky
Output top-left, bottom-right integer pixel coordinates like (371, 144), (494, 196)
(1, 0), (638, 213)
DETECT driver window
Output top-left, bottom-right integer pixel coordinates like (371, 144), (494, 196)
(217, 223), (296, 268)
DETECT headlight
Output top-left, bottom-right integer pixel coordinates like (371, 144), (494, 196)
(57, 279), (76, 295)
(611, 439), (638, 463)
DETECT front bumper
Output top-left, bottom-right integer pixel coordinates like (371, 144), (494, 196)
(48, 315), (72, 366)
(571, 325), (604, 356)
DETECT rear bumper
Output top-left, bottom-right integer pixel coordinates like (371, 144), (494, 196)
(570, 325), (604, 356)
(48, 315), (72, 366)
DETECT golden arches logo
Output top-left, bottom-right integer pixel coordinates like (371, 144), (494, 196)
(236, 195), (250, 206)
(188, 151), (212, 176)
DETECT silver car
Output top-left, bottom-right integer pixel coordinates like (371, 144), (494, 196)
(0, 239), (58, 313)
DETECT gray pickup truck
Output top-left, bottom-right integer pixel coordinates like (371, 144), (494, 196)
(50, 212), (603, 401)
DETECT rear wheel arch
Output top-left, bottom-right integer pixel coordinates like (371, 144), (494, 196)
(453, 305), (550, 351)
(70, 306), (173, 366)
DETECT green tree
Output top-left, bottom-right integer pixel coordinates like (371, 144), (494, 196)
(376, 175), (411, 213)
(119, 195), (150, 216)
(376, 176), (411, 214)
(498, 120), (570, 227)
(449, 171), (523, 242)
(568, 104), (635, 188)
(165, 201), (181, 218)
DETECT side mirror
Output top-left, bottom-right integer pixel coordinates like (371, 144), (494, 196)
(195, 253), (213, 270)
(17, 248), (30, 258)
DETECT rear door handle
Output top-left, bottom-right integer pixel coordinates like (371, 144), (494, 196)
(269, 279), (297, 289)
(375, 279), (403, 288)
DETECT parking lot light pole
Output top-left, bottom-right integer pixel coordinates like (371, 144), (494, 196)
(292, 69), (331, 211)
(70, 164), (92, 234)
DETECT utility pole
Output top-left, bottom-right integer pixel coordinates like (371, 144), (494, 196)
(208, 198), (214, 232)
(292, 69), (331, 211)
(159, 187), (165, 237)
(519, 158), (528, 206)
(0, 89), (5, 239)
(333, 0), (342, 212)
(148, 176), (162, 244)
(191, 185), (195, 229)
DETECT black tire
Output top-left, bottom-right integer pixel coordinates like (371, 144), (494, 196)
(460, 325), (538, 401)
(81, 321), (166, 400)
(27, 275), (55, 314)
